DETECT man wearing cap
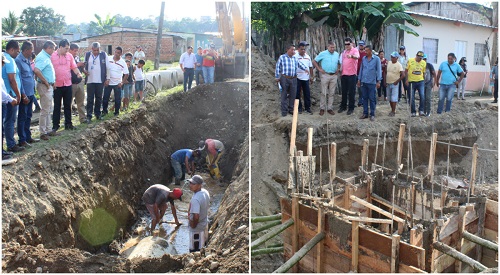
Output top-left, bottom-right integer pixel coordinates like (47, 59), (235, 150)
(34, 40), (56, 141)
(356, 40), (367, 107)
(2, 54), (19, 160)
(457, 57), (468, 100)
(423, 54), (436, 116)
(436, 53), (464, 114)
(180, 46), (197, 92)
(405, 51), (427, 117)
(133, 46), (145, 65)
(492, 59), (498, 103)
(313, 41), (341, 116)
(170, 148), (201, 185)
(202, 44), (218, 84)
(339, 38), (360, 115)
(295, 41), (314, 115)
(187, 175), (210, 252)
(357, 45), (382, 121)
(275, 44), (309, 117)
(3, 40), (28, 153)
(384, 51), (405, 116)
(142, 184), (183, 235)
(398, 46), (409, 101)
(194, 47), (204, 86)
(198, 139), (225, 179)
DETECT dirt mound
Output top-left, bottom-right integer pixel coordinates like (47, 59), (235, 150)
(2, 82), (249, 272)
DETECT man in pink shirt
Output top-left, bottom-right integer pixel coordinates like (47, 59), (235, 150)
(198, 139), (225, 179)
(51, 39), (82, 132)
(339, 37), (360, 115)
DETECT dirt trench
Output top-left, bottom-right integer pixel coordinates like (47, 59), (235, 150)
(2, 82), (249, 273)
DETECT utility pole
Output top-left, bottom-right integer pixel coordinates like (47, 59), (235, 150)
(154, 1), (165, 70)
(491, 2), (498, 65)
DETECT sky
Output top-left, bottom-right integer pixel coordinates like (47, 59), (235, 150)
(1, 0), (250, 25)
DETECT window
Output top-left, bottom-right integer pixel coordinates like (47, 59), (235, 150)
(455, 41), (467, 60)
(423, 38), (438, 64)
(474, 43), (487, 65)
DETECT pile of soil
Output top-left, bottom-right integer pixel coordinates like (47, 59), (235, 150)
(2, 82), (249, 272)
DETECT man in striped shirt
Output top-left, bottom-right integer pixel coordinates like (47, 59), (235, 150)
(275, 44), (309, 117)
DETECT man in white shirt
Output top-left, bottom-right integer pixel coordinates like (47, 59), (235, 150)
(103, 46), (128, 116)
(295, 41), (313, 115)
(133, 45), (146, 64)
(84, 42), (109, 123)
(179, 46), (197, 92)
(188, 175), (210, 252)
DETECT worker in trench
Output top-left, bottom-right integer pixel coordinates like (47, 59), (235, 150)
(142, 184), (183, 236)
(198, 139), (225, 179)
(170, 148), (201, 185)
(187, 175), (210, 252)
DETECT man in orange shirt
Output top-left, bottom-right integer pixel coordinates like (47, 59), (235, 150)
(202, 44), (218, 84)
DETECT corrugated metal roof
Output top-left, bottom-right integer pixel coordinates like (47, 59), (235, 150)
(406, 11), (496, 29)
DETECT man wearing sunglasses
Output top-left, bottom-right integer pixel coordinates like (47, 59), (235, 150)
(339, 38), (360, 115)
(84, 42), (109, 123)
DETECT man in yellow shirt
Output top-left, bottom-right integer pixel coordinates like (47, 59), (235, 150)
(405, 51), (426, 117)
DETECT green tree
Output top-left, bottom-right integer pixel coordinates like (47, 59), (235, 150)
(19, 6), (66, 36)
(90, 13), (120, 35)
(2, 11), (24, 35)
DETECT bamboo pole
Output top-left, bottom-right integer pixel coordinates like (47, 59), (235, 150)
(463, 231), (498, 251)
(470, 143), (478, 195)
(291, 196), (299, 273)
(428, 133), (438, 182)
(361, 139), (369, 172)
(433, 242), (487, 272)
(455, 206), (466, 272)
(251, 220), (283, 235)
(251, 219), (294, 249)
(273, 232), (325, 273)
(289, 99), (299, 156)
(396, 124), (406, 171)
(251, 214), (282, 223)
(351, 221), (359, 272)
(316, 207), (324, 273)
(391, 234), (401, 273)
(251, 246), (284, 257)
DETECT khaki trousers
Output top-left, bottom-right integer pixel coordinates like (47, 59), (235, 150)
(320, 73), (338, 111)
(72, 82), (86, 122)
(37, 83), (53, 135)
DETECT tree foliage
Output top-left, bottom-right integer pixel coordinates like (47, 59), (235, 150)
(89, 13), (120, 35)
(2, 11), (24, 35)
(19, 6), (65, 36)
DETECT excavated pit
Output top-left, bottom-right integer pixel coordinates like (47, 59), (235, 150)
(2, 82), (249, 273)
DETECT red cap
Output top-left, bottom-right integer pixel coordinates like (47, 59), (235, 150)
(172, 188), (183, 201)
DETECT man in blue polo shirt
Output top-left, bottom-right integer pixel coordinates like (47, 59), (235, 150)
(357, 45), (382, 121)
(2, 40), (28, 153)
(34, 40), (57, 140)
(436, 53), (464, 114)
(170, 149), (201, 185)
(313, 41), (341, 116)
(15, 41), (39, 147)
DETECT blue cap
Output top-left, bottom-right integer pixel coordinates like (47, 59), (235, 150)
(390, 51), (399, 58)
(423, 54), (428, 59)
(359, 40), (365, 46)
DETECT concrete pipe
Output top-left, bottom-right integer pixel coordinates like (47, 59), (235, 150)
(120, 236), (177, 259)
(145, 72), (161, 91)
(149, 70), (173, 90)
(166, 69), (178, 88)
(172, 67), (183, 84)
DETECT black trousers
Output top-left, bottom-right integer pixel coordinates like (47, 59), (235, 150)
(341, 75), (357, 111)
(53, 85), (73, 129)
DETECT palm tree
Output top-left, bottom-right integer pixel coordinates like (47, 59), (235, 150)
(2, 11), (23, 35)
(91, 13), (120, 34)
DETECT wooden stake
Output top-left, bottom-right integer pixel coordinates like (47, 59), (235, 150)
(316, 207), (324, 273)
(396, 124), (406, 171)
(374, 133), (380, 166)
(274, 232), (325, 273)
(367, 177), (372, 218)
(344, 186), (352, 210)
(351, 221), (359, 272)
(291, 196), (299, 273)
(346, 216), (393, 224)
(319, 147), (323, 196)
(382, 133), (387, 167)
(349, 195), (405, 223)
(289, 99), (299, 156)
(433, 241), (487, 272)
(391, 234), (401, 273)
(361, 139), (369, 172)
(330, 142), (336, 183)
(428, 133), (438, 182)
(455, 206), (466, 272)
(470, 143), (478, 195)
(307, 128), (313, 156)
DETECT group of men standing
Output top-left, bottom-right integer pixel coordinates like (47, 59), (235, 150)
(275, 38), (477, 121)
(179, 44), (218, 92)
(2, 39), (146, 160)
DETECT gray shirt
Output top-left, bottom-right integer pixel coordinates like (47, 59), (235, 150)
(189, 188), (210, 232)
(142, 184), (172, 205)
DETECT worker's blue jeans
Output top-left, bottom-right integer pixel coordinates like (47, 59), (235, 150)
(437, 84), (456, 113)
(202, 66), (215, 84)
(171, 158), (186, 180)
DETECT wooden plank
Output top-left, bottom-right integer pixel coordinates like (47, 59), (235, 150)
(361, 139), (369, 171)
(351, 221), (359, 272)
(391, 234), (401, 273)
(400, 241), (426, 270)
(410, 228), (423, 247)
(291, 196), (299, 273)
(345, 216), (393, 224)
(439, 210), (478, 240)
(399, 264), (426, 273)
(330, 142), (337, 183)
(357, 246), (391, 273)
(350, 195), (405, 223)
(484, 228), (498, 242)
(427, 133), (437, 181)
(455, 206), (466, 272)
(485, 213), (498, 231)
(307, 128), (313, 156)
(316, 206), (324, 273)
(396, 123), (406, 171)
(344, 186), (351, 210)
(470, 143), (478, 194)
(289, 99), (299, 155)
(371, 193), (412, 219)
(486, 199), (498, 215)
(433, 239), (477, 273)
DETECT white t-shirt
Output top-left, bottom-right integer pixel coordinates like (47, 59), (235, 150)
(87, 53), (108, 84)
(134, 66), (144, 81)
(189, 188), (210, 233)
(133, 50), (145, 63)
(107, 56), (128, 86)
(295, 52), (313, 81)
